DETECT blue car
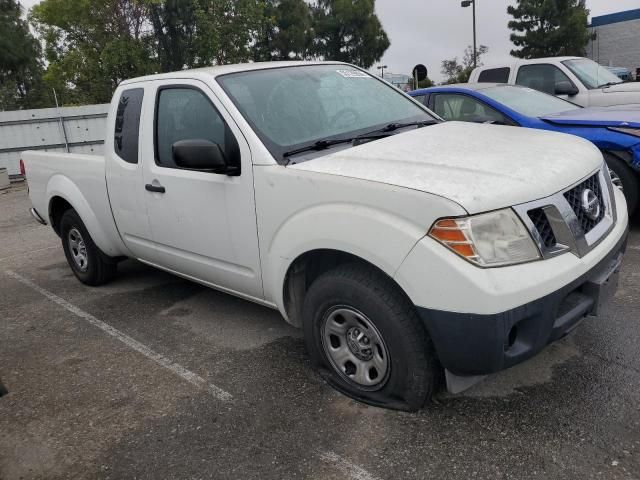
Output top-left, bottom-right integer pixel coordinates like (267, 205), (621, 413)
(409, 83), (640, 215)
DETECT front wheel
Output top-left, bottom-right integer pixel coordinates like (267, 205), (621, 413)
(60, 209), (117, 286)
(302, 263), (438, 411)
(603, 151), (638, 216)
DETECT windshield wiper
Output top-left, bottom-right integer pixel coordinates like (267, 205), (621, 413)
(598, 81), (621, 88)
(356, 120), (437, 138)
(283, 138), (355, 159)
(282, 120), (437, 164)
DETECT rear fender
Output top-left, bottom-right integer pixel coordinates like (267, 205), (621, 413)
(46, 174), (123, 257)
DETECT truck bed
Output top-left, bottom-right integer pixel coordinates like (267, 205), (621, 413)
(22, 151), (127, 257)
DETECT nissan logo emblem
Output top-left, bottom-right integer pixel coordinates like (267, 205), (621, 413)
(581, 189), (601, 221)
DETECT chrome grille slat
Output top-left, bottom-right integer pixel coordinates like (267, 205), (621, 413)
(512, 164), (615, 259)
(563, 173), (605, 234)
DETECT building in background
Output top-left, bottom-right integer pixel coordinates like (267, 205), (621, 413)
(381, 72), (412, 90)
(587, 8), (640, 80)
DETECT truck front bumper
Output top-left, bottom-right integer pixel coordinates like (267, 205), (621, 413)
(416, 229), (627, 377)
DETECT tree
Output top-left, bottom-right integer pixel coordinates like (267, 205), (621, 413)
(508, 0), (593, 58)
(31, 0), (157, 104)
(254, 0), (311, 61)
(408, 76), (433, 90)
(0, 0), (48, 110)
(311, 0), (389, 69)
(440, 45), (488, 84)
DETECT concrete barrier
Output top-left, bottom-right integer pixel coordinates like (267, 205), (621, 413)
(0, 167), (10, 190)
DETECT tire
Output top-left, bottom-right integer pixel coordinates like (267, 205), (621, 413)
(60, 209), (117, 286)
(603, 151), (638, 216)
(302, 263), (438, 411)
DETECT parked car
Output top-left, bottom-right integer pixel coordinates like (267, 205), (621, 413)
(22, 62), (628, 410)
(409, 83), (640, 215)
(469, 56), (640, 107)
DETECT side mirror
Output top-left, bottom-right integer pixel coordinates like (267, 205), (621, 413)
(172, 139), (227, 172)
(555, 81), (579, 96)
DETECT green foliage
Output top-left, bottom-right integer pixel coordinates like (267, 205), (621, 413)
(441, 45), (488, 84)
(312, 0), (389, 69)
(31, 0), (157, 104)
(0, 0), (48, 110)
(19, 0), (390, 106)
(508, 0), (593, 58)
(253, 0), (311, 61)
(408, 77), (434, 90)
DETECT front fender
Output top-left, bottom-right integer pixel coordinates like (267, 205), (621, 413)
(263, 202), (430, 315)
(46, 174), (126, 257)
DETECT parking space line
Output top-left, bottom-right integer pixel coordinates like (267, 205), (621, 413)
(318, 450), (382, 480)
(0, 245), (58, 262)
(5, 270), (233, 402)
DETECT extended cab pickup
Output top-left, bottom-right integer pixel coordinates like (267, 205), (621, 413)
(470, 56), (640, 107)
(23, 62), (629, 410)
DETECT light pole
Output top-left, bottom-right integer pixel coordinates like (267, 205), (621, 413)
(461, 0), (477, 69)
(377, 65), (388, 79)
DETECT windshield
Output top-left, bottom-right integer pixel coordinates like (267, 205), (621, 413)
(563, 58), (622, 89)
(217, 65), (435, 163)
(480, 85), (580, 117)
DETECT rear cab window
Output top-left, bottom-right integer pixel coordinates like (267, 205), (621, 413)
(478, 68), (510, 83)
(114, 88), (144, 164)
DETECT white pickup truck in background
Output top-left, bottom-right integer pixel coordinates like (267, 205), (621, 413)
(22, 62), (628, 410)
(470, 56), (640, 107)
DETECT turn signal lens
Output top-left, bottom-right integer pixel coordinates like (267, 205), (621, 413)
(19, 159), (25, 177)
(429, 209), (541, 267)
(429, 218), (479, 261)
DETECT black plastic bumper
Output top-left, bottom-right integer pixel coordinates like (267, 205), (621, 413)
(417, 230), (628, 376)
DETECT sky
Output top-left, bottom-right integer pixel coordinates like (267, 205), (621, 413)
(18, 0), (640, 82)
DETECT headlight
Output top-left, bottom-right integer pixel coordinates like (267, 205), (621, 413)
(428, 209), (541, 267)
(608, 127), (640, 138)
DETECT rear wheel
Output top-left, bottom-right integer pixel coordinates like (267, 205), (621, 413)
(60, 209), (117, 286)
(302, 263), (438, 411)
(603, 151), (638, 216)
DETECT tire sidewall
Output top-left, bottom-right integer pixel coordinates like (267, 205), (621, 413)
(604, 152), (638, 215)
(60, 210), (103, 284)
(303, 271), (430, 409)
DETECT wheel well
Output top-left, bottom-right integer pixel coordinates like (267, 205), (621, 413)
(282, 249), (410, 328)
(49, 196), (73, 236)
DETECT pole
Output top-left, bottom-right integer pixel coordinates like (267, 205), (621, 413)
(472, 0), (477, 69)
(52, 88), (70, 153)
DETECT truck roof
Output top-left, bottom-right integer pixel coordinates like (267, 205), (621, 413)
(120, 61), (346, 86)
(476, 56), (583, 71)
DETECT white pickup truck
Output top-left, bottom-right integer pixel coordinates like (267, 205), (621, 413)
(23, 62), (628, 410)
(470, 56), (640, 107)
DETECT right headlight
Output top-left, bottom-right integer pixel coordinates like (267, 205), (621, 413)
(428, 209), (541, 267)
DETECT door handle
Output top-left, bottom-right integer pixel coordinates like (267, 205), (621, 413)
(145, 183), (166, 193)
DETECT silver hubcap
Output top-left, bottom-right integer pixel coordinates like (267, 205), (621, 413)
(68, 228), (88, 272)
(609, 168), (624, 191)
(321, 307), (390, 390)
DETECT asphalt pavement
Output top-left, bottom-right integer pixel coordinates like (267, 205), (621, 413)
(1, 182), (639, 480)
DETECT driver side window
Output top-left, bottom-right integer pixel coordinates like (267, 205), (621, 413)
(155, 87), (227, 168)
(432, 94), (509, 124)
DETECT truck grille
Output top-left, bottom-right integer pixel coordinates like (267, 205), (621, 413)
(513, 166), (615, 260)
(563, 173), (605, 234)
(528, 208), (557, 248)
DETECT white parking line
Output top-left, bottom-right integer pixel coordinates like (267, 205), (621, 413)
(0, 245), (58, 262)
(5, 270), (233, 402)
(318, 450), (382, 480)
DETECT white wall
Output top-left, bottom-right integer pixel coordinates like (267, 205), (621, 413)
(587, 18), (640, 75)
(0, 104), (109, 176)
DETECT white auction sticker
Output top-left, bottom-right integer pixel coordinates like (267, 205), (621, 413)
(336, 69), (370, 78)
